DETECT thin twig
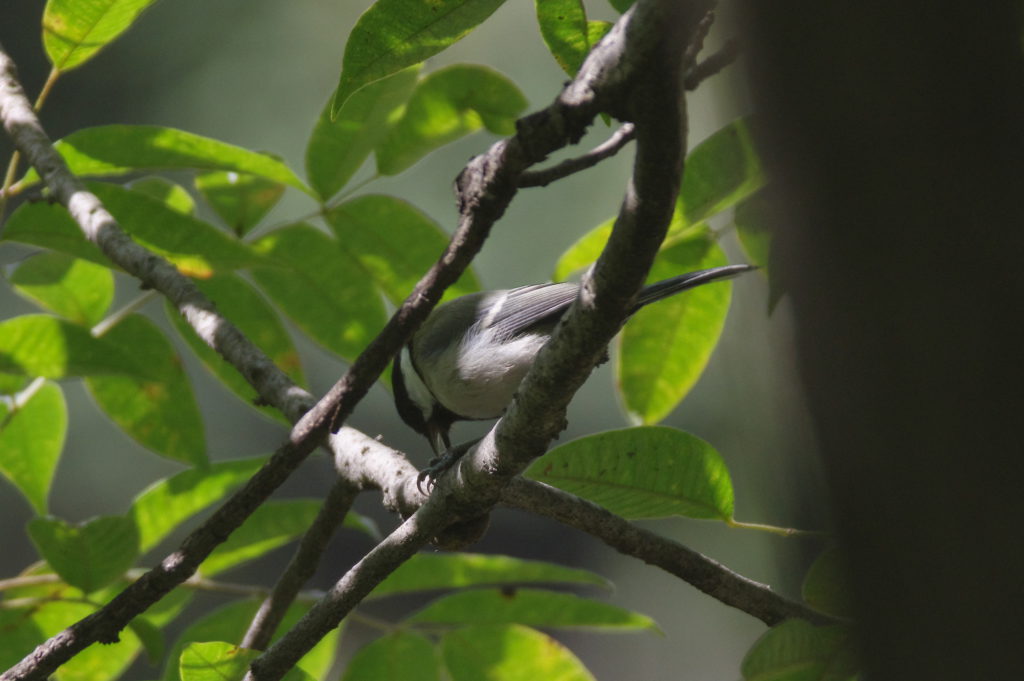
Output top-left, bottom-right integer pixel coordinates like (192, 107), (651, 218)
(502, 479), (834, 626)
(518, 124), (635, 188)
(685, 38), (740, 90)
(240, 479), (358, 650)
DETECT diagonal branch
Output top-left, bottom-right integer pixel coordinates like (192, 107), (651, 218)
(502, 479), (833, 626)
(0, 41), (489, 681)
(517, 123), (636, 188)
(246, 1), (714, 678)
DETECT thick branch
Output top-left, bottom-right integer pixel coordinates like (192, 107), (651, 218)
(0, 42), (486, 681)
(247, 2), (714, 678)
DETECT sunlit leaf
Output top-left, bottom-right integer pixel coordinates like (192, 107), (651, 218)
(307, 67), (420, 200)
(195, 170), (285, 236)
(618, 231), (732, 424)
(43, 0), (159, 71)
(325, 194), (479, 304)
(0, 381), (65, 514)
(129, 176), (197, 215)
(163, 600), (338, 681)
(166, 272), (304, 422)
(535, 1), (608, 76)
(526, 426), (735, 520)
(27, 514), (139, 593)
(3, 184), (262, 278)
(680, 117), (764, 226)
(0, 315), (148, 378)
(376, 64), (527, 175)
(86, 315), (206, 466)
(252, 224), (387, 364)
(442, 624), (595, 681)
(332, 0), (507, 115)
(342, 632), (439, 681)
(199, 499), (321, 576)
(371, 553), (608, 598)
(407, 588), (660, 631)
(127, 456), (266, 553)
(10, 253), (114, 326)
(18, 125), (311, 195)
(34, 600), (142, 681)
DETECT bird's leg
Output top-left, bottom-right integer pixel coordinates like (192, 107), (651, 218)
(417, 437), (483, 493)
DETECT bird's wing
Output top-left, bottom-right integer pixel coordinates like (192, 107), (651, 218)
(484, 283), (581, 338)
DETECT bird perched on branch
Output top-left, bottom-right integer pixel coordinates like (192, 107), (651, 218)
(392, 264), (755, 488)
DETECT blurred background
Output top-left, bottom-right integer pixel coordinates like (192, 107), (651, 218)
(0, 2), (829, 679)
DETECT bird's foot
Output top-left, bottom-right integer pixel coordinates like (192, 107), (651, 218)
(416, 438), (482, 494)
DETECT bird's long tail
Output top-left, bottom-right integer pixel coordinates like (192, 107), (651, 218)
(634, 264), (756, 310)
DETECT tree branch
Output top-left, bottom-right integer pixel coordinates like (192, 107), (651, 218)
(246, 2), (714, 678)
(240, 479), (359, 650)
(517, 123), (635, 188)
(502, 479), (832, 626)
(0, 40), (488, 681)
(685, 38), (740, 90)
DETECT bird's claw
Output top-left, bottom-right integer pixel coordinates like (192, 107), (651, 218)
(416, 452), (459, 494)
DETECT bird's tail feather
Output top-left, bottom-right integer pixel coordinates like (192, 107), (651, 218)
(634, 264), (756, 310)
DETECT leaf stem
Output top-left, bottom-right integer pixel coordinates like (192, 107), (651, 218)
(91, 290), (158, 337)
(726, 518), (830, 538)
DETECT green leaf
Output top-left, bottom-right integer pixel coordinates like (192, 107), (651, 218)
(43, 0), (159, 71)
(525, 426), (735, 520)
(536, 0), (590, 76)
(325, 194), (479, 304)
(0, 314), (149, 378)
(371, 553), (608, 599)
(195, 170), (285, 236)
(128, 616), (166, 665)
(199, 499), (321, 576)
(407, 588), (660, 631)
(86, 315), (206, 466)
(127, 456), (265, 553)
(0, 608), (46, 672)
(2, 184), (262, 278)
(32, 600), (143, 681)
(552, 205), (691, 282)
(27, 515), (139, 593)
(344, 511), (383, 541)
(18, 125), (311, 195)
(252, 224), (387, 364)
(91, 182), (262, 277)
(2, 201), (108, 267)
(307, 67), (420, 200)
(742, 620), (859, 681)
(0, 381), (65, 514)
(163, 600), (339, 681)
(342, 632), (439, 681)
(617, 231), (732, 424)
(442, 624), (595, 681)
(129, 176), (197, 215)
(802, 547), (855, 619)
(734, 189), (786, 311)
(10, 253), (114, 326)
(376, 64), (527, 175)
(180, 642), (254, 681)
(180, 642), (314, 681)
(607, 0), (634, 12)
(332, 0), (507, 115)
(680, 117), (764, 226)
(165, 272), (304, 423)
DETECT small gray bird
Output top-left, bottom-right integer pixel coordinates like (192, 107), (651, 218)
(393, 264), (754, 483)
